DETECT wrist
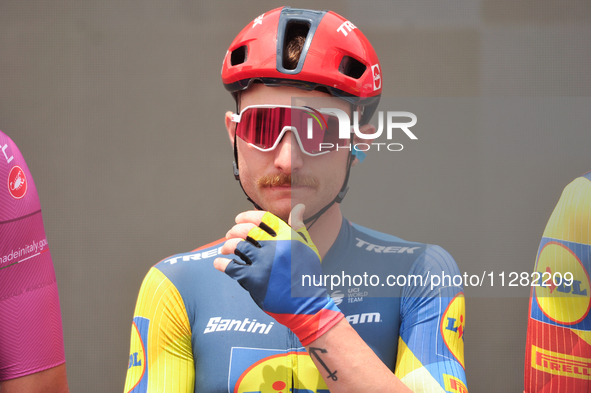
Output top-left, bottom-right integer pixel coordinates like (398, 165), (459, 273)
(270, 298), (344, 346)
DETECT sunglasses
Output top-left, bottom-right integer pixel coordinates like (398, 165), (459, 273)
(231, 105), (349, 156)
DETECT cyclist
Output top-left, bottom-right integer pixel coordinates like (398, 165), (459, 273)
(524, 171), (591, 392)
(0, 130), (69, 393)
(125, 7), (467, 392)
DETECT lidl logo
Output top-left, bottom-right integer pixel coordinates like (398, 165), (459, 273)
(445, 315), (464, 340)
(229, 347), (328, 393)
(441, 292), (465, 368)
(535, 242), (591, 325)
(532, 345), (591, 380)
(128, 352), (142, 369)
(443, 374), (469, 393)
(125, 317), (149, 393)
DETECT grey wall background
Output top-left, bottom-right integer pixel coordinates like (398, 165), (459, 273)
(1, 0), (590, 392)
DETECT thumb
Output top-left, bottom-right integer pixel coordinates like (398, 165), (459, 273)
(288, 204), (306, 231)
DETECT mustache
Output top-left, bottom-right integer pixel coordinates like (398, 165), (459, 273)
(257, 173), (319, 189)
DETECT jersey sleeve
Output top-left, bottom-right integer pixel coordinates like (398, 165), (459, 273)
(0, 131), (66, 381)
(395, 245), (468, 393)
(524, 173), (591, 393)
(124, 267), (194, 393)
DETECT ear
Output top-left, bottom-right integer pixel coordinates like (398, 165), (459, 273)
(351, 123), (376, 166)
(225, 111), (235, 145)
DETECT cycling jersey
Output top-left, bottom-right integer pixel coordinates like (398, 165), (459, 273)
(0, 131), (65, 381)
(125, 218), (467, 393)
(525, 171), (591, 392)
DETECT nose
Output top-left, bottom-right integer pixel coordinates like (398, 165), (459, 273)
(273, 129), (303, 174)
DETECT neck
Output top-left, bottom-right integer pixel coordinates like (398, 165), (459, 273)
(307, 203), (343, 259)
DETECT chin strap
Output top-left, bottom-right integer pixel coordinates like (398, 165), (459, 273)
(302, 149), (353, 229)
(233, 132), (355, 229)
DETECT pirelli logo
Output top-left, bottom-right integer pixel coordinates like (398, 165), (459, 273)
(532, 345), (591, 379)
(443, 374), (468, 393)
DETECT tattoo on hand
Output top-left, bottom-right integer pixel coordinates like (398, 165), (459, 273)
(309, 347), (338, 381)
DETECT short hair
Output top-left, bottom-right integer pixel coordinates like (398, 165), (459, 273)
(283, 24), (307, 70)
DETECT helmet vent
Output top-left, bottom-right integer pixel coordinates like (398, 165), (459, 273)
(230, 45), (248, 66)
(282, 21), (310, 70)
(338, 56), (366, 79)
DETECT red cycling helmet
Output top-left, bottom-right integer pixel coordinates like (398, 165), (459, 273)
(222, 6), (381, 125)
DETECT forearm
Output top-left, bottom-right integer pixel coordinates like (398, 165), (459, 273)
(305, 319), (412, 393)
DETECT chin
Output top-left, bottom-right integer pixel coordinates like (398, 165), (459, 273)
(256, 193), (325, 224)
(258, 200), (291, 222)
(268, 209), (290, 223)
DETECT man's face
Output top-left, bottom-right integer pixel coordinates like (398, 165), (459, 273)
(225, 84), (353, 222)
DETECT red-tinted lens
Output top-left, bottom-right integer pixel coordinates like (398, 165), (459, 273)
(293, 109), (343, 154)
(235, 107), (345, 154)
(235, 107), (286, 150)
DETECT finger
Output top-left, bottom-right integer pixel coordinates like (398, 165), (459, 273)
(213, 257), (232, 273)
(235, 210), (266, 225)
(226, 223), (257, 239)
(220, 238), (242, 255)
(288, 204), (306, 231)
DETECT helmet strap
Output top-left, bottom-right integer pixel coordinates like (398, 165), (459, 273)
(303, 149), (353, 229)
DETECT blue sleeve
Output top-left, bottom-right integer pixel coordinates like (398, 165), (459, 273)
(395, 245), (469, 393)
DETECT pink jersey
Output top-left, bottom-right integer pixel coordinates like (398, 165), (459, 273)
(0, 131), (65, 381)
